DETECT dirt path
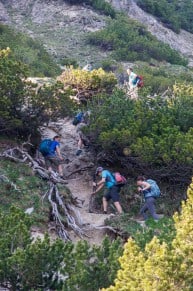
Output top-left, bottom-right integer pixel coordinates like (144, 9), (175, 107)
(40, 118), (111, 245)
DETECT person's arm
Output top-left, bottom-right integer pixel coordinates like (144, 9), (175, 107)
(92, 177), (105, 194)
(141, 181), (151, 191)
(56, 145), (63, 160)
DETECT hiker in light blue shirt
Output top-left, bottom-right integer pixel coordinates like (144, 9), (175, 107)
(92, 167), (123, 214)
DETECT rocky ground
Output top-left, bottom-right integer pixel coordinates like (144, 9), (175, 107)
(39, 118), (112, 245)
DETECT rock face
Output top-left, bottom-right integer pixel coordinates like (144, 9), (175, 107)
(0, 0), (193, 66)
(0, 0), (107, 65)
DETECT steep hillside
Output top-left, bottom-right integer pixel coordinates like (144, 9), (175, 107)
(110, 0), (193, 67)
(0, 0), (108, 66)
(0, 0), (193, 66)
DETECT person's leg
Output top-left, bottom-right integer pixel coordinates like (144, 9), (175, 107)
(51, 156), (64, 176)
(103, 190), (111, 213)
(114, 201), (123, 214)
(58, 164), (63, 176)
(45, 158), (53, 173)
(111, 186), (123, 214)
(102, 197), (108, 213)
(139, 202), (148, 220)
(146, 197), (160, 220)
(77, 138), (83, 150)
(76, 137), (83, 156)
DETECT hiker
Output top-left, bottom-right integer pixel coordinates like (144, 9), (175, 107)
(44, 135), (64, 177)
(136, 176), (160, 221)
(75, 111), (91, 156)
(92, 167), (123, 214)
(126, 68), (138, 99)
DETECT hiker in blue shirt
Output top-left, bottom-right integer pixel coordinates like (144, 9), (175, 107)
(92, 167), (123, 214)
(44, 135), (64, 177)
(137, 176), (160, 221)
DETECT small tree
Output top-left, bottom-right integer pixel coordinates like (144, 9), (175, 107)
(102, 177), (193, 290)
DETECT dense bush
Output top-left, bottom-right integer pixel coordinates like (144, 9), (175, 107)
(0, 207), (122, 290)
(102, 178), (193, 290)
(87, 14), (187, 66)
(64, 0), (116, 18)
(86, 87), (193, 183)
(137, 0), (193, 34)
(0, 24), (60, 77)
(0, 49), (76, 137)
(57, 67), (117, 101)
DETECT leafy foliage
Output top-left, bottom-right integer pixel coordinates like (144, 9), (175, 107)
(57, 67), (117, 101)
(0, 207), (66, 290)
(64, 0), (116, 18)
(86, 87), (193, 183)
(0, 24), (60, 77)
(87, 14), (187, 65)
(102, 178), (193, 290)
(137, 0), (193, 34)
(106, 215), (176, 250)
(0, 159), (50, 225)
(0, 49), (76, 137)
(61, 237), (122, 290)
(0, 207), (122, 290)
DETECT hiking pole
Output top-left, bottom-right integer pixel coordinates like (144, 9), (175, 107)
(89, 173), (96, 213)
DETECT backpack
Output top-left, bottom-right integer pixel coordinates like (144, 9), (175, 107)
(113, 172), (127, 187)
(133, 75), (144, 88)
(146, 179), (161, 198)
(72, 112), (84, 126)
(136, 75), (144, 88)
(39, 139), (53, 156)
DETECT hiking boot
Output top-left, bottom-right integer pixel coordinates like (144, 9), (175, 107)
(103, 211), (108, 214)
(76, 149), (82, 156)
(109, 213), (115, 217)
(135, 216), (146, 222)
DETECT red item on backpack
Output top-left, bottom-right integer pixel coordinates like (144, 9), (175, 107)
(113, 172), (127, 185)
(137, 75), (144, 88)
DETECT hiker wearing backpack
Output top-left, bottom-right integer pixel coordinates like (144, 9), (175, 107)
(126, 68), (143, 100)
(42, 135), (64, 177)
(127, 68), (138, 90)
(92, 167), (123, 214)
(75, 111), (91, 156)
(136, 176), (161, 221)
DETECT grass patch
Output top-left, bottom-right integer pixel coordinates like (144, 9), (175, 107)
(106, 214), (176, 250)
(0, 159), (50, 228)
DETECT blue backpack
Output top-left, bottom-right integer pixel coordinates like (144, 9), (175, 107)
(39, 139), (53, 156)
(145, 179), (161, 198)
(72, 112), (84, 126)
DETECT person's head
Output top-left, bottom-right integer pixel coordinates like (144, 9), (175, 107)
(53, 135), (61, 142)
(137, 175), (146, 186)
(127, 68), (133, 75)
(95, 166), (103, 176)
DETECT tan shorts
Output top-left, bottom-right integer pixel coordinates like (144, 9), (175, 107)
(45, 156), (63, 168)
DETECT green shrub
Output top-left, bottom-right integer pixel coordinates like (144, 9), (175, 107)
(0, 24), (60, 77)
(137, 0), (193, 34)
(86, 87), (193, 181)
(87, 14), (187, 66)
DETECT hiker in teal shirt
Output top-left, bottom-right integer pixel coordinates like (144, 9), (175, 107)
(92, 167), (123, 214)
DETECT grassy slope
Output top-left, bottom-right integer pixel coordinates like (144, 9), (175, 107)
(0, 24), (61, 77)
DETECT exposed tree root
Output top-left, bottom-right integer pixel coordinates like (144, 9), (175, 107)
(0, 146), (88, 241)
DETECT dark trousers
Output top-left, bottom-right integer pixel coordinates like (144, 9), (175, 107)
(140, 197), (159, 220)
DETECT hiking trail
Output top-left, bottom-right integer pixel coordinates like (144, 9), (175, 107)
(40, 118), (112, 245)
